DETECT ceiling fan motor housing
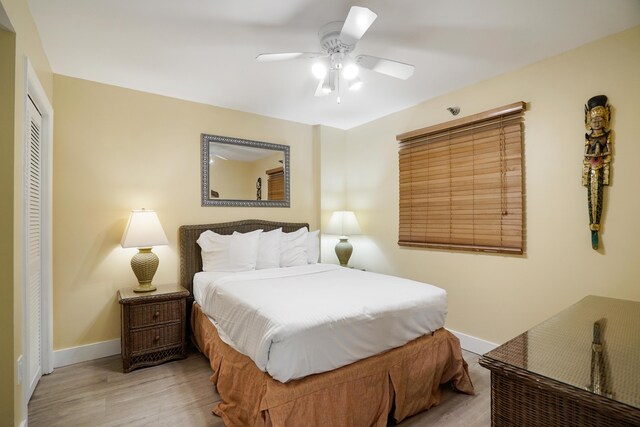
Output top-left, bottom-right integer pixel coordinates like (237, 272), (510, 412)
(319, 21), (354, 54)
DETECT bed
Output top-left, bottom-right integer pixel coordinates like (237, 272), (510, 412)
(179, 219), (474, 426)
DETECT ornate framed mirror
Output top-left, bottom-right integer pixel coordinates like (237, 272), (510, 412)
(201, 134), (290, 207)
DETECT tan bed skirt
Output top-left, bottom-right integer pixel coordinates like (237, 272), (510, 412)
(191, 303), (474, 426)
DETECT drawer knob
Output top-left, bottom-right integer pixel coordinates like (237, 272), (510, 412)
(153, 310), (160, 318)
(154, 336), (160, 342)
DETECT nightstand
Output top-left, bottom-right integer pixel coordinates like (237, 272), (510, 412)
(118, 284), (189, 373)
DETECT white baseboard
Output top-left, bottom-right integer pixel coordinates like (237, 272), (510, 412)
(53, 339), (121, 368)
(50, 332), (493, 368)
(450, 329), (498, 355)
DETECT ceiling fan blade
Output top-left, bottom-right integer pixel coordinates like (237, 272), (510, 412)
(256, 52), (326, 62)
(339, 6), (377, 46)
(356, 55), (415, 80)
(314, 78), (328, 97)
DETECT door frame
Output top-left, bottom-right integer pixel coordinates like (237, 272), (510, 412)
(21, 57), (53, 409)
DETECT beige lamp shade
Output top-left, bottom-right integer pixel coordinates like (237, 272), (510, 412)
(326, 211), (361, 238)
(121, 209), (168, 293)
(326, 211), (361, 267)
(121, 209), (169, 248)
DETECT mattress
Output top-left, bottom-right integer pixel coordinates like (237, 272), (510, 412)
(193, 263), (448, 382)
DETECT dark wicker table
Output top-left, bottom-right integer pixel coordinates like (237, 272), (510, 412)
(118, 284), (189, 372)
(479, 295), (640, 427)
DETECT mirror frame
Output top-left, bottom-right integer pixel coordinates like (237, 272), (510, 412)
(201, 133), (290, 207)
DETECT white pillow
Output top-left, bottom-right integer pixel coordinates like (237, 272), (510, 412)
(256, 228), (283, 269)
(306, 229), (320, 264)
(197, 229), (262, 272)
(280, 227), (308, 267)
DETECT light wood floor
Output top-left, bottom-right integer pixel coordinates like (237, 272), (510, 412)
(28, 348), (490, 426)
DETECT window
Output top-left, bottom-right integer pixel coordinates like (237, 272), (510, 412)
(397, 102), (525, 254)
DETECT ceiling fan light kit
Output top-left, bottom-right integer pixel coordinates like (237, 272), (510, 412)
(323, 70), (337, 93)
(312, 62), (328, 79)
(342, 63), (359, 80)
(256, 6), (415, 103)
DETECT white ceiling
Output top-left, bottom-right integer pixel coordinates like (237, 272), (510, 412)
(28, 0), (640, 130)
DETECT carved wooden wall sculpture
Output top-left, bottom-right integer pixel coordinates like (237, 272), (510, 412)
(583, 95), (612, 250)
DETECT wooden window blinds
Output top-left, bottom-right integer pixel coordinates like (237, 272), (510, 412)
(397, 102), (525, 254)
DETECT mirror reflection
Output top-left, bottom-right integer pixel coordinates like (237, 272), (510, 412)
(201, 134), (290, 207)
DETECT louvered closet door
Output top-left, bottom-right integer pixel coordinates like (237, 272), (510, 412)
(26, 95), (43, 400)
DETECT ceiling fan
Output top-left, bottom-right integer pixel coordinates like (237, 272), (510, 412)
(256, 6), (415, 102)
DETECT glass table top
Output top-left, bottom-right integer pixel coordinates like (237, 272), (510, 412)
(483, 295), (640, 410)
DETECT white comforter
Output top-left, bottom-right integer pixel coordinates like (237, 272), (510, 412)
(193, 264), (447, 382)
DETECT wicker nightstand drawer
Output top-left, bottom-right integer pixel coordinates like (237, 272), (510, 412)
(130, 323), (182, 354)
(118, 284), (190, 372)
(129, 301), (181, 329)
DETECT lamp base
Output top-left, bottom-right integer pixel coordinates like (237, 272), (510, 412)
(131, 248), (159, 293)
(335, 237), (353, 267)
(133, 283), (157, 293)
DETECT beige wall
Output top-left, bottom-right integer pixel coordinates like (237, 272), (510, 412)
(318, 125), (347, 263)
(52, 75), (320, 350)
(0, 0), (53, 424)
(341, 26), (640, 344)
(0, 26), (16, 427)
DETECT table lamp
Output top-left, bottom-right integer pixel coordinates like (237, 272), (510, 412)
(121, 209), (169, 292)
(327, 211), (361, 267)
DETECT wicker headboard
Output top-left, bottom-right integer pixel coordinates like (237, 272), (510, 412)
(178, 219), (309, 297)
